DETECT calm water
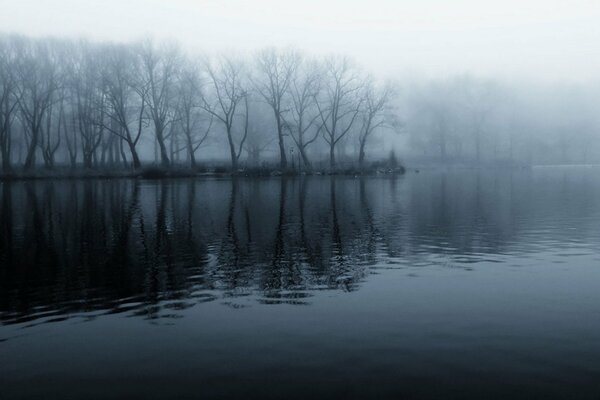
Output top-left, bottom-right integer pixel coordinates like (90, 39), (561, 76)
(1, 169), (600, 399)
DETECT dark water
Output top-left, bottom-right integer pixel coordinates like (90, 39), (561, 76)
(1, 169), (600, 399)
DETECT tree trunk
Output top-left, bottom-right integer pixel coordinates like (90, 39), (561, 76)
(24, 128), (39, 170)
(227, 128), (238, 171)
(169, 133), (175, 165)
(189, 146), (196, 169)
(276, 115), (287, 170)
(84, 154), (93, 169)
(119, 138), (128, 168)
(128, 141), (141, 169)
(329, 143), (336, 169)
(358, 138), (367, 168)
(1, 145), (10, 173)
(156, 127), (170, 167)
(69, 151), (77, 169)
(299, 147), (311, 171)
(185, 132), (197, 169)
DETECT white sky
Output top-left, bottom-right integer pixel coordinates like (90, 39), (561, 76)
(1, 0), (600, 81)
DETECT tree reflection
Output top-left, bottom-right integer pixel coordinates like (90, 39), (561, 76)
(2, 172), (597, 325)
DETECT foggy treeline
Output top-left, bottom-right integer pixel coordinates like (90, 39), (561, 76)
(404, 77), (600, 166)
(1, 34), (599, 174)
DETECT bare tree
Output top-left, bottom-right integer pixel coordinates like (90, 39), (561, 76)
(39, 41), (70, 169)
(176, 62), (212, 168)
(243, 101), (274, 166)
(315, 56), (364, 169)
(201, 55), (248, 171)
(101, 44), (147, 169)
(253, 48), (299, 170)
(71, 43), (106, 169)
(14, 38), (58, 170)
(0, 37), (19, 172)
(357, 78), (396, 167)
(140, 41), (180, 167)
(285, 58), (322, 170)
(39, 89), (62, 168)
(408, 80), (460, 162)
(62, 91), (78, 168)
(459, 77), (496, 164)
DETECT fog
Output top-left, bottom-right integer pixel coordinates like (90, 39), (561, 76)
(3, 0), (600, 81)
(5, 3), (600, 398)
(1, 1), (600, 172)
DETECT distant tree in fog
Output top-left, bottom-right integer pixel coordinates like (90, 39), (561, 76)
(1, 33), (599, 172)
(176, 61), (212, 168)
(315, 56), (364, 168)
(286, 57), (322, 170)
(71, 43), (107, 169)
(243, 101), (273, 166)
(458, 76), (497, 164)
(0, 37), (19, 172)
(201, 55), (248, 170)
(357, 78), (396, 167)
(253, 48), (300, 170)
(140, 41), (180, 167)
(101, 43), (147, 169)
(407, 80), (459, 162)
(14, 38), (58, 170)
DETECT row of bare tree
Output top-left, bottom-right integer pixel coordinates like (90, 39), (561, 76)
(0, 35), (398, 172)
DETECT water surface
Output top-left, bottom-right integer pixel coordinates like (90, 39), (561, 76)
(1, 169), (600, 399)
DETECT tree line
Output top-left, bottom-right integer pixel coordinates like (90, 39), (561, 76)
(0, 35), (398, 173)
(404, 76), (600, 166)
(3, 34), (598, 174)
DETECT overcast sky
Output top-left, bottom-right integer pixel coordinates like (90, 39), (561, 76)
(1, 0), (599, 81)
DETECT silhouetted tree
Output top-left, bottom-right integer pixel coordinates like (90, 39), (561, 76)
(315, 57), (364, 168)
(201, 56), (248, 170)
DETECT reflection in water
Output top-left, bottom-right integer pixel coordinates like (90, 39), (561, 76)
(1, 171), (600, 326)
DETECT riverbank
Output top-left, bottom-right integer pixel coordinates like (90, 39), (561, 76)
(0, 165), (407, 181)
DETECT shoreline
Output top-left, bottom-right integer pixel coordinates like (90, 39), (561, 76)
(0, 167), (408, 182)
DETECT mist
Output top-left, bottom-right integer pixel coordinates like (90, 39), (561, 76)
(3, 2), (600, 399)
(2, 1), (600, 173)
(1, 32), (599, 174)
